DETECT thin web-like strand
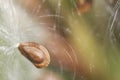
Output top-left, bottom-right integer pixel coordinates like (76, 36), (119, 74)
(38, 15), (64, 19)
(66, 40), (79, 80)
(64, 48), (76, 79)
(113, 0), (120, 11)
(54, 0), (62, 31)
(32, 0), (46, 15)
(63, 39), (78, 80)
(108, 1), (120, 44)
(0, 0), (44, 80)
(70, 0), (78, 13)
(4, 43), (19, 55)
(9, 0), (20, 43)
(109, 6), (119, 36)
(1, 0), (20, 55)
(55, 0), (78, 79)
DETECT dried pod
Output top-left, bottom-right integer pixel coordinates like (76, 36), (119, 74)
(77, 0), (92, 13)
(18, 42), (50, 68)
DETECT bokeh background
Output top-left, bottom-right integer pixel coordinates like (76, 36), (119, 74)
(0, 0), (120, 80)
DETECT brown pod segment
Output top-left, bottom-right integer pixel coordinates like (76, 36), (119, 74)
(18, 42), (50, 68)
(77, 0), (92, 13)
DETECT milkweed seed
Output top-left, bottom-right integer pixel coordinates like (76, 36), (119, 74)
(77, 0), (92, 13)
(18, 42), (50, 68)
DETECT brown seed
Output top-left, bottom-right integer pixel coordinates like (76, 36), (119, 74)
(77, 0), (92, 13)
(18, 42), (50, 68)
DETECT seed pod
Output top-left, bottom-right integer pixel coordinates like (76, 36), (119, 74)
(18, 42), (50, 68)
(77, 0), (92, 13)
